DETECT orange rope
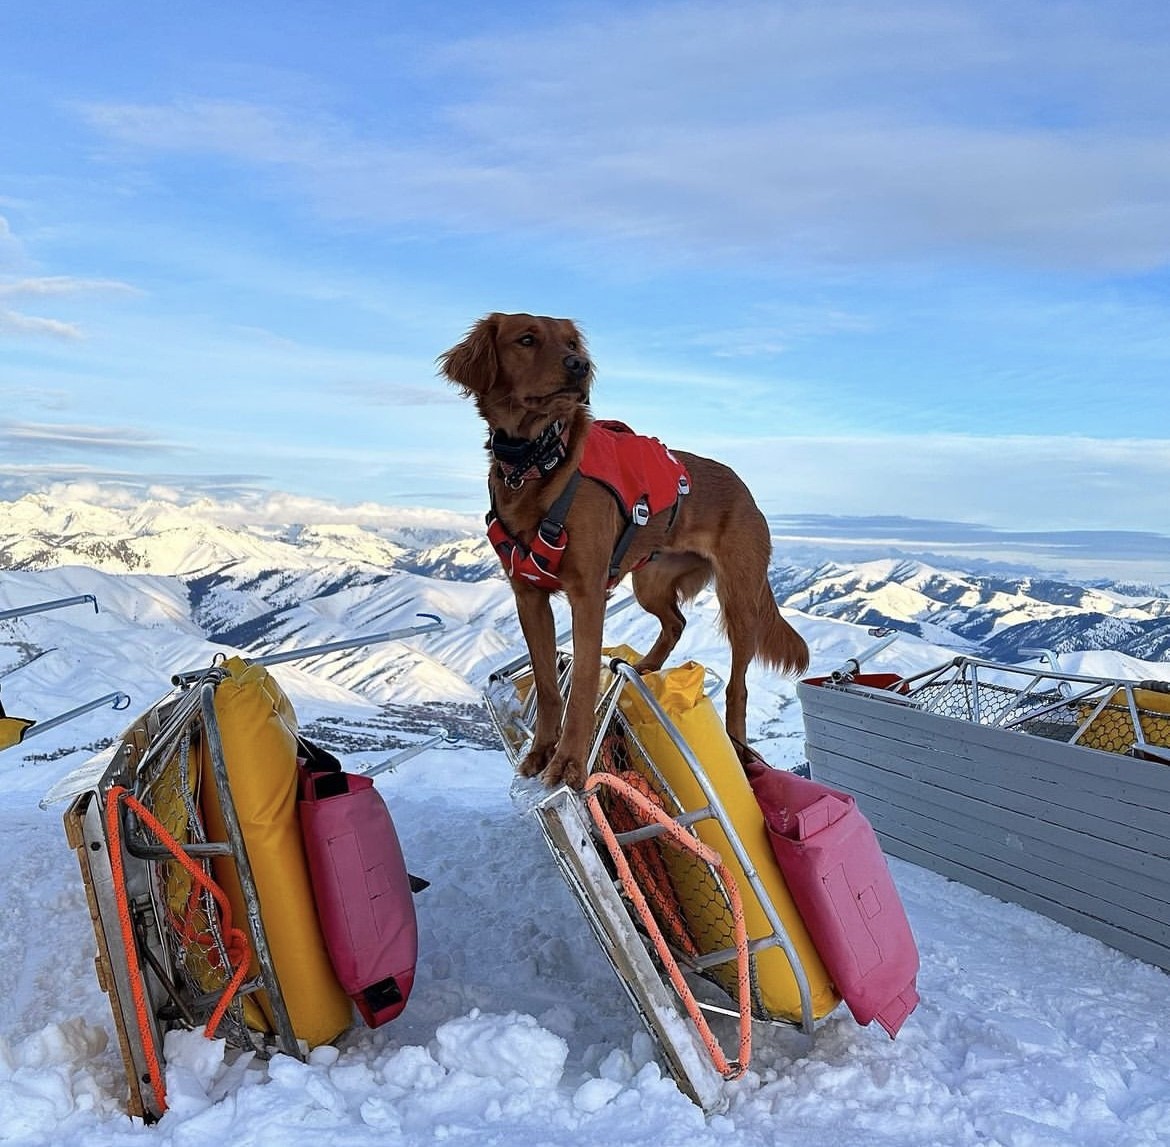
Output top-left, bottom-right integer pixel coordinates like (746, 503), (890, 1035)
(600, 771), (699, 959)
(104, 785), (255, 1114)
(582, 772), (752, 1078)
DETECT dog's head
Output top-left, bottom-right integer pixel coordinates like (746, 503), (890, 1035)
(438, 312), (593, 439)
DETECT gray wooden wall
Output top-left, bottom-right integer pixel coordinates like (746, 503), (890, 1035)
(798, 681), (1170, 972)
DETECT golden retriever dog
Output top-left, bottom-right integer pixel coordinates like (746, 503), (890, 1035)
(440, 312), (808, 789)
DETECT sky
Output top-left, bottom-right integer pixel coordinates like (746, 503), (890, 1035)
(1, 0), (1169, 551)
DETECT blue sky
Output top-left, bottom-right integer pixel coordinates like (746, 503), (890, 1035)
(1, 1), (1169, 553)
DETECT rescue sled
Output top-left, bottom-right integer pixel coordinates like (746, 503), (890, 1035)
(485, 638), (918, 1114)
(799, 637), (1170, 972)
(61, 618), (444, 1121)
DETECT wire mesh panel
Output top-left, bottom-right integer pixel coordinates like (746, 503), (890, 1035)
(1077, 688), (1170, 756)
(912, 680), (1055, 728)
(884, 657), (1170, 762)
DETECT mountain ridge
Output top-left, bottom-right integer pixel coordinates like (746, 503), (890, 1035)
(3, 491), (1168, 667)
(1, 491), (1167, 770)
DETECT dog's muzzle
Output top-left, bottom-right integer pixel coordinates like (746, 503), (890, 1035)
(563, 354), (591, 382)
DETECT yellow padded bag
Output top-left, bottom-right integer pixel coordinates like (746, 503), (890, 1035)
(199, 658), (353, 1047)
(618, 661), (839, 1023)
(0, 715), (36, 750)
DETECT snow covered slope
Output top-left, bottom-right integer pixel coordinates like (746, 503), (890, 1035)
(775, 557), (1170, 660)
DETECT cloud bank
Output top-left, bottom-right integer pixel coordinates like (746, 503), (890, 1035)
(76, 3), (1170, 274)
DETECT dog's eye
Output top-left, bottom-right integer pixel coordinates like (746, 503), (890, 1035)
(567, 340), (578, 351)
(518, 334), (536, 347)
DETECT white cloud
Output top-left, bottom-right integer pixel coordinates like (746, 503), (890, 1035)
(701, 433), (1170, 535)
(0, 214), (24, 269)
(74, 3), (1170, 274)
(0, 254), (141, 340)
(0, 473), (480, 534)
(0, 309), (83, 340)
(0, 421), (178, 455)
(0, 276), (140, 298)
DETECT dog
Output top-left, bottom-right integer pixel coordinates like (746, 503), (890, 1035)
(440, 312), (808, 790)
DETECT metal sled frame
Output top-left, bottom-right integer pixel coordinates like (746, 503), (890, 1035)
(64, 619), (443, 1121)
(484, 651), (822, 1114)
(886, 654), (1170, 763)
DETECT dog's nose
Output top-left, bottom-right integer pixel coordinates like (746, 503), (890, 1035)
(563, 354), (590, 380)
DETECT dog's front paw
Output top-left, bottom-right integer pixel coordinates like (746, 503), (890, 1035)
(519, 742), (556, 778)
(543, 749), (587, 791)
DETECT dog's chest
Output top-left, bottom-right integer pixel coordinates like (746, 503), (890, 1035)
(485, 421), (691, 591)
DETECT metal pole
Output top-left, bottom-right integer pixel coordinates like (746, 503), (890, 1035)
(171, 614), (445, 683)
(198, 683), (302, 1060)
(0, 594), (100, 622)
(251, 615), (443, 666)
(20, 691), (131, 740)
(827, 632), (899, 683)
(356, 728), (448, 777)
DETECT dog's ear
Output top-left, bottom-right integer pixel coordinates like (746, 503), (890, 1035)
(438, 314), (500, 396)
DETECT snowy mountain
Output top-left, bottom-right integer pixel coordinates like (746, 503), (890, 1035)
(774, 557), (1170, 662)
(1, 489), (1167, 769)
(2, 491), (1170, 772)
(5, 491), (1168, 652)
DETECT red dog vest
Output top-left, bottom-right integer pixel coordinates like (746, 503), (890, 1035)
(488, 420), (690, 591)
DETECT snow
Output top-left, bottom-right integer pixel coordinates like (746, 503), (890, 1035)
(2, 521), (1170, 1145)
(5, 726), (1170, 1146)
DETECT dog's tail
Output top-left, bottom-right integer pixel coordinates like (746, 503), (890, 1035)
(753, 582), (810, 677)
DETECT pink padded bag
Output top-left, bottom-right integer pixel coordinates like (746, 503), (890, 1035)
(298, 761), (417, 1027)
(744, 757), (920, 1037)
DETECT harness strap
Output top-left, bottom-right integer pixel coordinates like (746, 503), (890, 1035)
(607, 501), (647, 582)
(487, 473), (581, 589)
(596, 475), (687, 582)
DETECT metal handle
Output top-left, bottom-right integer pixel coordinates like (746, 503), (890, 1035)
(356, 726), (450, 777)
(251, 615), (444, 666)
(171, 613), (445, 683)
(20, 691), (131, 741)
(0, 594), (100, 622)
(827, 632), (900, 683)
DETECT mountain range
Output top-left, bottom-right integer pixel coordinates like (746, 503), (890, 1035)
(1, 491), (1167, 770)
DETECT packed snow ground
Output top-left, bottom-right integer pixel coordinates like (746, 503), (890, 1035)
(2, 584), (1170, 1145)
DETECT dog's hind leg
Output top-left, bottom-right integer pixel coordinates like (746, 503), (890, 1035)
(630, 552), (712, 673)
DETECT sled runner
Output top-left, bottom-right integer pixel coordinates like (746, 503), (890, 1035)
(486, 638), (915, 1113)
(62, 618), (443, 1121)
